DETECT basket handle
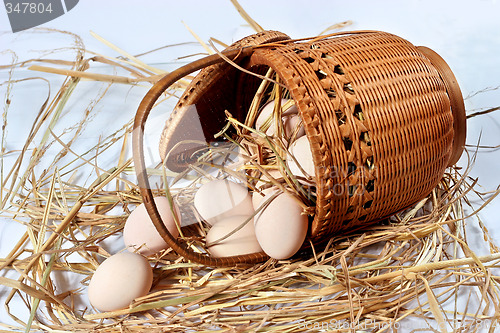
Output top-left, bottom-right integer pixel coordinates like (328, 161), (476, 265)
(133, 46), (269, 267)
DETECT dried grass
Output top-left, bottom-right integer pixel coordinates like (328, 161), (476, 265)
(1, 3), (500, 332)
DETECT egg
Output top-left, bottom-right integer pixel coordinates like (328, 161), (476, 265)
(287, 136), (315, 182)
(123, 196), (180, 256)
(206, 215), (263, 257)
(88, 252), (153, 312)
(255, 99), (305, 139)
(194, 179), (254, 225)
(251, 170), (282, 209)
(254, 193), (308, 260)
(284, 114), (306, 141)
(252, 186), (280, 210)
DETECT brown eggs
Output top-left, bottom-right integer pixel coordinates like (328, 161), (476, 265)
(88, 252), (153, 312)
(254, 193), (308, 260)
(123, 196), (180, 256)
(205, 215), (262, 257)
(194, 179), (254, 225)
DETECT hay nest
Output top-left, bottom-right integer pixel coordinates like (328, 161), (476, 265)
(1, 5), (500, 333)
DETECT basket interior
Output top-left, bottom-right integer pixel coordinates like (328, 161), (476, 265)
(160, 61), (272, 171)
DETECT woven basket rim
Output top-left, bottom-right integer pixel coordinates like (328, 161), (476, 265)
(417, 46), (466, 166)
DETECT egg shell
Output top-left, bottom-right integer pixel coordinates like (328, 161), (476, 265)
(194, 179), (254, 225)
(251, 170), (283, 209)
(123, 196), (180, 256)
(88, 252), (153, 312)
(254, 193), (308, 260)
(287, 136), (315, 182)
(284, 114), (306, 141)
(252, 186), (280, 210)
(255, 99), (304, 139)
(206, 215), (263, 257)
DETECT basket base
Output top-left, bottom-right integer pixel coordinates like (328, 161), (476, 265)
(417, 46), (466, 167)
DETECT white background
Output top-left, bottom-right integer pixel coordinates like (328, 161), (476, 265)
(1, 0), (500, 329)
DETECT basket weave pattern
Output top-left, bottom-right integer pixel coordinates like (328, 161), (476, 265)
(246, 32), (455, 240)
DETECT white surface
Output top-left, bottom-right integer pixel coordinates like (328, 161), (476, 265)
(1, 0), (500, 330)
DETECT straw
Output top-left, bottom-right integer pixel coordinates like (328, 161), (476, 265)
(1, 2), (499, 332)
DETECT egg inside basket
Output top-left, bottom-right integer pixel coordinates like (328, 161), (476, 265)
(132, 30), (466, 267)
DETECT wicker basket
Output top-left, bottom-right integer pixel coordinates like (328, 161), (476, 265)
(133, 30), (466, 267)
